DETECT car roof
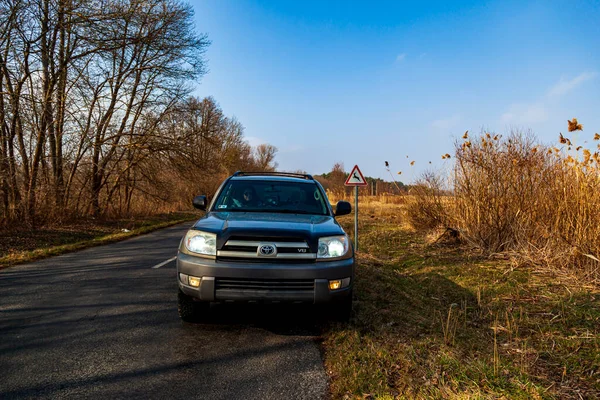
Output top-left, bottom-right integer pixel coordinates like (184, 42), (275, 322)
(229, 175), (316, 184)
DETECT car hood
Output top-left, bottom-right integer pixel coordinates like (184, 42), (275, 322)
(192, 212), (345, 248)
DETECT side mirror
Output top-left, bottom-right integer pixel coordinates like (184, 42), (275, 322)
(334, 200), (352, 216)
(192, 195), (208, 211)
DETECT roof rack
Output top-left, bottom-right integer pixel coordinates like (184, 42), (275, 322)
(232, 171), (314, 180)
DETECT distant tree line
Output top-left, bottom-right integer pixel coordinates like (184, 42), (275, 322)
(316, 162), (406, 195)
(0, 0), (276, 226)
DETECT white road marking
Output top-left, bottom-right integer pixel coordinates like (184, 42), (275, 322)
(151, 256), (177, 269)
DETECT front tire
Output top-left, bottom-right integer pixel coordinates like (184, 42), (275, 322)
(178, 290), (208, 322)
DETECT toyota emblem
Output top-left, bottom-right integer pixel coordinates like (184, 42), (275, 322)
(258, 244), (277, 257)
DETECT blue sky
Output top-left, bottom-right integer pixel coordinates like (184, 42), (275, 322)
(192, 0), (600, 181)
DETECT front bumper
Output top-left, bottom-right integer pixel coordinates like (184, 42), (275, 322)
(177, 253), (354, 304)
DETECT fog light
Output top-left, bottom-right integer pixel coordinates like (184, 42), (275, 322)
(329, 280), (342, 290)
(179, 273), (189, 285)
(188, 276), (201, 287)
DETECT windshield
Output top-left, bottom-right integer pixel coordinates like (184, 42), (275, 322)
(212, 180), (329, 215)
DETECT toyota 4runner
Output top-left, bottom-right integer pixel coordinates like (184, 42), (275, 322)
(176, 171), (355, 321)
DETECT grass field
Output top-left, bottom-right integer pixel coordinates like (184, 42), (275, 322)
(0, 212), (199, 269)
(324, 202), (599, 399)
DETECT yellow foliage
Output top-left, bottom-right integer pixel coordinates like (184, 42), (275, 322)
(568, 118), (583, 132)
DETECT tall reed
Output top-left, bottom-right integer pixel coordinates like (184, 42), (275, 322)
(409, 122), (600, 282)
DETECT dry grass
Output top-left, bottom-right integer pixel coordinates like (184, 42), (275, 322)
(327, 191), (409, 206)
(323, 203), (600, 399)
(407, 125), (600, 284)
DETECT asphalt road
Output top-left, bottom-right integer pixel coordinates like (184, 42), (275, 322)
(0, 223), (328, 399)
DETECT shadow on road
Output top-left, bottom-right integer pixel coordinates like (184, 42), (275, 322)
(182, 302), (335, 337)
(0, 224), (330, 399)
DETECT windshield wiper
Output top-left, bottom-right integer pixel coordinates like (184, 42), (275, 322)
(221, 208), (264, 212)
(274, 209), (321, 215)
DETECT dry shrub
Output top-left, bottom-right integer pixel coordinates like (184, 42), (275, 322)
(538, 144), (600, 279)
(412, 127), (600, 282)
(407, 172), (455, 231)
(453, 131), (550, 252)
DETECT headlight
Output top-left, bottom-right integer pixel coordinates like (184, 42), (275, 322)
(184, 230), (216, 256)
(317, 235), (349, 258)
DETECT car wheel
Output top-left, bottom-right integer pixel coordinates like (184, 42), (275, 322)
(178, 290), (208, 322)
(330, 290), (353, 322)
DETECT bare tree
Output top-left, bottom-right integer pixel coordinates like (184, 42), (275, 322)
(0, 0), (209, 224)
(254, 144), (278, 171)
(0, 0), (278, 226)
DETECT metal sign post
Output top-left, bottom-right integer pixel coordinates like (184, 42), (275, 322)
(354, 186), (358, 251)
(344, 165), (367, 252)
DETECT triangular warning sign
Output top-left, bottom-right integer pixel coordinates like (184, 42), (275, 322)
(345, 165), (368, 186)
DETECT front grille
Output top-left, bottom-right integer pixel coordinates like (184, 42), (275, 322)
(215, 278), (315, 291)
(217, 238), (315, 262)
(227, 236), (305, 242)
(224, 245), (304, 254)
